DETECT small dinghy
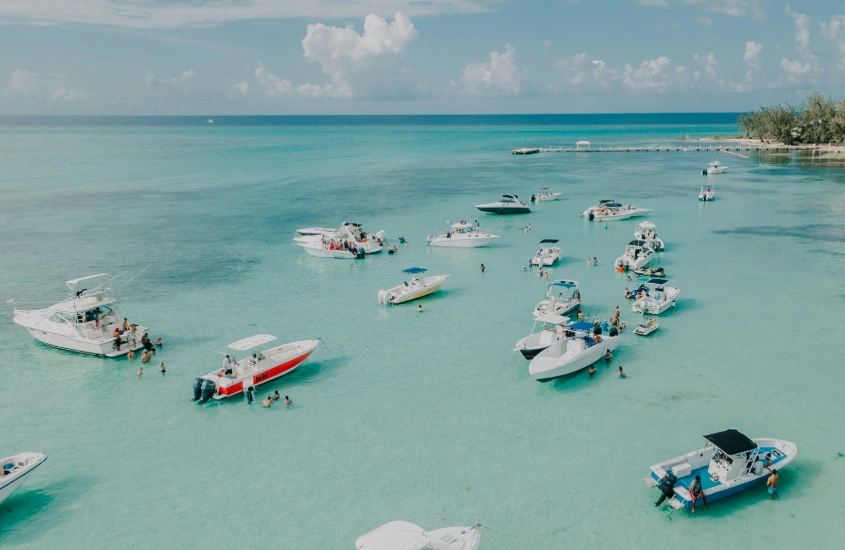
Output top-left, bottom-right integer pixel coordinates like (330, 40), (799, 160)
(531, 187), (562, 202)
(633, 319), (659, 336)
(193, 335), (319, 403)
(356, 520), (480, 550)
(645, 429), (797, 511)
(378, 267), (450, 305)
(1, 452), (47, 506)
(633, 266), (665, 277)
(513, 313), (570, 359)
(529, 322), (619, 382)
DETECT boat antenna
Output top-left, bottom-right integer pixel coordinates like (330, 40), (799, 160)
(99, 271), (128, 290)
(118, 264), (152, 289)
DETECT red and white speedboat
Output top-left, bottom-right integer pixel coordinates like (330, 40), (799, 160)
(192, 335), (319, 403)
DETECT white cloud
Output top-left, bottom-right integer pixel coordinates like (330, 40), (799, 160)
(543, 40), (552, 49)
(684, 0), (763, 19)
(0, 1), (497, 30)
(693, 52), (718, 77)
(621, 56), (687, 94)
(145, 69), (194, 88)
(145, 73), (158, 88)
(299, 13), (419, 99)
(780, 58), (812, 76)
(51, 88), (90, 101)
(780, 4), (819, 83)
(696, 16), (712, 25)
(255, 61), (291, 97)
(638, 0), (668, 6)
(820, 14), (845, 41)
(743, 41), (763, 70)
(234, 81), (249, 96)
(557, 52), (620, 92)
(460, 43), (528, 96)
(5, 68), (38, 94)
(180, 69), (194, 81)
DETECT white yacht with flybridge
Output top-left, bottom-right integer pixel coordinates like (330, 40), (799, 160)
(633, 221), (665, 250)
(702, 160), (727, 175)
(614, 240), (655, 271)
(13, 273), (149, 357)
(475, 194), (531, 214)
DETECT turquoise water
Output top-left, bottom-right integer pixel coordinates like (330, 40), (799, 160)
(2, 116), (845, 548)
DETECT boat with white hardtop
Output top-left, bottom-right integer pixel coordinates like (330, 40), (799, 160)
(530, 239), (561, 266)
(192, 335), (319, 403)
(378, 267), (450, 305)
(531, 187), (562, 202)
(645, 429), (797, 511)
(699, 185), (715, 201)
(533, 280), (581, 320)
(615, 240), (655, 271)
(475, 194), (531, 214)
(1, 452), (47, 506)
(356, 520), (480, 550)
(13, 273), (149, 357)
(631, 278), (679, 315)
(702, 160), (727, 175)
(529, 321), (619, 382)
(633, 221), (665, 250)
(583, 200), (652, 221)
(427, 221), (500, 248)
(513, 312), (570, 359)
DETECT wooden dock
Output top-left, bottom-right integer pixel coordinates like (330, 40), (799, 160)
(516, 145), (795, 153)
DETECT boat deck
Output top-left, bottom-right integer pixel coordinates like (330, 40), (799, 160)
(674, 447), (785, 493)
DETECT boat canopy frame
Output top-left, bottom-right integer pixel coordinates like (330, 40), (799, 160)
(704, 429), (758, 456)
(402, 267), (427, 274)
(227, 334), (278, 351)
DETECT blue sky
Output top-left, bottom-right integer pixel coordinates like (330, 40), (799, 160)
(2, 0), (845, 114)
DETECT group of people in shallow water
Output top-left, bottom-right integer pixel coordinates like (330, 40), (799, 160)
(260, 390), (292, 408)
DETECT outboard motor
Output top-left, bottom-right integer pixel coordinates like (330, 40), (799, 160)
(191, 378), (204, 401)
(702, 169), (707, 175)
(588, 212), (595, 221)
(355, 248), (365, 259)
(199, 379), (217, 404)
(609, 327), (619, 337)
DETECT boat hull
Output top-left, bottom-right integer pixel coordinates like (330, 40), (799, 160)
(593, 209), (652, 221)
(699, 193), (716, 201)
(20, 326), (147, 357)
(533, 299), (579, 320)
(429, 235), (499, 247)
(381, 275), (450, 304)
(210, 340), (319, 400)
(615, 254), (652, 270)
(475, 205), (531, 214)
(298, 244), (358, 259)
(530, 336), (619, 381)
(0, 453), (47, 506)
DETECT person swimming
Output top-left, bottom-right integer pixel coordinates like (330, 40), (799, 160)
(618, 366), (625, 377)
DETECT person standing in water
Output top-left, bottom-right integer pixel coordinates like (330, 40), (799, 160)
(284, 396), (292, 407)
(480, 264), (486, 272)
(618, 366), (625, 378)
(418, 305), (424, 312)
(767, 469), (779, 499)
(159, 362), (165, 374)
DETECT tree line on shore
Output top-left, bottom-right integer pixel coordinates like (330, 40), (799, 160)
(738, 92), (845, 145)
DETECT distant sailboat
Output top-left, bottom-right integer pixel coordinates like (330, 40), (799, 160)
(207, 118), (214, 124)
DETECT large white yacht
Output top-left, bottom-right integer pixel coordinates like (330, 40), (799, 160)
(13, 274), (149, 357)
(294, 222), (384, 254)
(427, 221), (500, 247)
(475, 194), (531, 214)
(1, 452), (47, 506)
(356, 520), (480, 550)
(584, 200), (652, 221)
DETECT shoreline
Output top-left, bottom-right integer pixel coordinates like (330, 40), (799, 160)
(680, 137), (845, 158)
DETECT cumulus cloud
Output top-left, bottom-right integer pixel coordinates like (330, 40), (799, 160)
(637, 0), (669, 6)
(621, 56), (687, 94)
(234, 81), (249, 96)
(51, 88), (91, 101)
(180, 69), (194, 81)
(683, 0), (764, 19)
(557, 52), (619, 92)
(820, 14), (845, 41)
(743, 41), (763, 70)
(543, 40), (552, 49)
(255, 61), (291, 97)
(0, 1), (497, 30)
(460, 43), (529, 96)
(298, 13), (419, 99)
(780, 4), (819, 83)
(146, 69), (194, 88)
(696, 16), (712, 25)
(5, 68), (38, 95)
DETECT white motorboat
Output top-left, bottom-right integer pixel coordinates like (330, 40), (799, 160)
(585, 200), (652, 221)
(631, 278), (680, 315)
(1, 452), (47, 506)
(378, 267), (450, 305)
(193, 335), (319, 402)
(513, 312), (570, 359)
(633, 221), (665, 251)
(296, 226), (342, 237)
(427, 221), (500, 248)
(702, 160), (727, 175)
(633, 319), (659, 336)
(529, 321), (619, 382)
(294, 223), (384, 253)
(13, 273), (150, 357)
(531, 187), (562, 202)
(356, 520), (480, 550)
(341, 222), (384, 254)
(529, 239), (562, 266)
(533, 280), (581, 320)
(645, 429), (797, 511)
(699, 185), (715, 201)
(614, 240), (655, 271)
(297, 240), (364, 259)
(475, 194), (531, 214)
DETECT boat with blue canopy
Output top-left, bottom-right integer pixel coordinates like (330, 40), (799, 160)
(378, 267), (451, 305)
(645, 429), (797, 511)
(631, 278), (679, 315)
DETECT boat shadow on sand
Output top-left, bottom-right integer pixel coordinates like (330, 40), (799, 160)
(0, 475), (97, 543)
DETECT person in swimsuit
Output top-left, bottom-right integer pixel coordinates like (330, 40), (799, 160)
(690, 475), (709, 513)
(767, 469), (779, 499)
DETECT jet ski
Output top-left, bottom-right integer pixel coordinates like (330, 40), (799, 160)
(633, 266), (665, 277)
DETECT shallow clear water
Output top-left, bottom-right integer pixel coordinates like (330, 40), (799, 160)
(2, 117), (845, 549)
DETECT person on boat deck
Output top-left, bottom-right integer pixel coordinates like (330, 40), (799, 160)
(752, 456), (765, 475)
(122, 319), (129, 331)
(114, 328), (122, 351)
(248, 353), (258, 366)
(262, 395), (272, 408)
(767, 469), (779, 499)
(222, 355), (234, 375)
(764, 453), (773, 471)
(593, 333), (602, 345)
(273, 390), (280, 401)
(690, 475), (709, 513)
(624, 288), (632, 299)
